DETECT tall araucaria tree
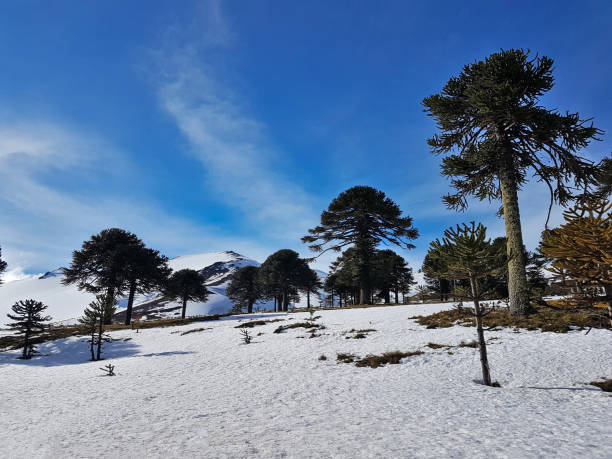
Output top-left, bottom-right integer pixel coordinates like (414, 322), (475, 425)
(226, 266), (264, 314)
(259, 249), (312, 312)
(302, 186), (418, 304)
(123, 246), (170, 325)
(164, 269), (209, 319)
(423, 49), (602, 315)
(62, 228), (142, 324)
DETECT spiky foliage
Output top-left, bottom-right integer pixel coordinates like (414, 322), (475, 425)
(595, 155), (612, 198)
(539, 198), (612, 325)
(6, 299), (51, 359)
(423, 49), (601, 316)
(258, 249), (312, 311)
(79, 294), (114, 361)
(227, 266), (264, 314)
(122, 245), (170, 325)
(303, 186), (418, 304)
(164, 269), (209, 319)
(301, 267), (322, 309)
(62, 228), (142, 323)
(0, 246), (7, 284)
(425, 222), (507, 386)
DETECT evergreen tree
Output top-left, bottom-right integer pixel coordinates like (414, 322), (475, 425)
(426, 222), (507, 386)
(423, 49), (602, 316)
(595, 155), (612, 198)
(164, 269), (209, 319)
(302, 186), (418, 304)
(79, 294), (113, 361)
(0, 246), (7, 284)
(301, 268), (322, 309)
(372, 250), (414, 304)
(226, 266), (264, 314)
(62, 228), (142, 324)
(259, 249), (311, 312)
(422, 250), (452, 302)
(123, 245), (170, 325)
(539, 198), (612, 325)
(6, 299), (51, 359)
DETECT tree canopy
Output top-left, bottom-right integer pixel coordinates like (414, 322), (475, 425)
(0, 246), (7, 284)
(423, 49), (602, 315)
(164, 269), (209, 319)
(226, 265), (264, 314)
(303, 186), (418, 304)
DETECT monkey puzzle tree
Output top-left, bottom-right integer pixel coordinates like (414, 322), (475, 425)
(6, 299), (51, 359)
(123, 245), (170, 325)
(164, 269), (209, 319)
(595, 155), (612, 198)
(426, 222), (507, 386)
(63, 228), (142, 324)
(302, 186), (418, 304)
(301, 267), (322, 309)
(539, 198), (612, 326)
(227, 266), (264, 314)
(423, 49), (602, 315)
(0, 246), (7, 284)
(259, 249), (311, 312)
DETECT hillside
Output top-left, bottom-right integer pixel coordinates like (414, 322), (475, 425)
(0, 251), (311, 324)
(0, 302), (610, 458)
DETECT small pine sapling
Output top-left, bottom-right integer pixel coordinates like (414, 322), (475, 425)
(80, 295), (114, 361)
(426, 222), (506, 387)
(6, 299), (51, 359)
(240, 329), (252, 344)
(99, 363), (116, 376)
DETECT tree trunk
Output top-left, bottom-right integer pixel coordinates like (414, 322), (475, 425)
(90, 329), (95, 361)
(181, 297), (187, 319)
(470, 277), (492, 386)
(498, 163), (530, 316)
(96, 316), (103, 361)
(248, 300), (253, 314)
(394, 290), (399, 304)
(273, 296), (277, 312)
(125, 280), (137, 325)
(104, 286), (115, 325)
(22, 327), (30, 359)
(307, 291), (311, 309)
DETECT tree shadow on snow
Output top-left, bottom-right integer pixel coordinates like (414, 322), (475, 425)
(0, 335), (142, 367)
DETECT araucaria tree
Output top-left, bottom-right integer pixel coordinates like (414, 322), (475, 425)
(63, 228), (142, 324)
(423, 49), (602, 316)
(303, 186), (418, 304)
(6, 299), (51, 359)
(227, 266), (264, 314)
(539, 198), (612, 326)
(123, 245), (170, 325)
(425, 222), (506, 387)
(0, 246), (7, 284)
(259, 249), (314, 312)
(164, 269), (209, 319)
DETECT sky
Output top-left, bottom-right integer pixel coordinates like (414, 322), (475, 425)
(0, 0), (610, 281)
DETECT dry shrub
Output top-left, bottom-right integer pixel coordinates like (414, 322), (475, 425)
(337, 353), (357, 363)
(414, 304), (606, 333)
(355, 350), (424, 368)
(235, 319), (284, 328)
(274, 322), (324, 334)
(426, 342), (448, 349)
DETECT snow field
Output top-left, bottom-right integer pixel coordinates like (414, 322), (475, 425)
(0, 303), (610, 458)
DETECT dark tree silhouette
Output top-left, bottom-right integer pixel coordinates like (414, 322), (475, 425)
(63, 228), (142, 324)
(0, 246), (7, 284)
(303, 186), (418, 304)
(164, 269), (209, 319)
(6, 299), (51, 359)
(79, 294), (114, 361)
(123, 245), (170, 325)
(423, 49), (602, 315)
(226, 266), (264, 314)
(259, 249), (312, 312)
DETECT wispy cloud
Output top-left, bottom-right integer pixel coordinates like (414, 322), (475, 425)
(151, 3), (320, 244)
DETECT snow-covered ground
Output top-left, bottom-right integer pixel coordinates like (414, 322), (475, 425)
(0, 302), (610, 458)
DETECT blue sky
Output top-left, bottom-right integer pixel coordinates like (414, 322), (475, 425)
(0, 0), (610, 279)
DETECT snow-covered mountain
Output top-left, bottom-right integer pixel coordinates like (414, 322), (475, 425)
(0, 251), (327, 324)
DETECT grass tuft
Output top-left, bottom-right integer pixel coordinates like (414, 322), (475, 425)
(590, 379), (612, 392)
(274, 322), (324, 334)
(355, 350), (424, 368)
(235, 319), (284, 328)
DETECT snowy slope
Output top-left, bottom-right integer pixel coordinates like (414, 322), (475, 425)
(0, 302), (610, 458)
